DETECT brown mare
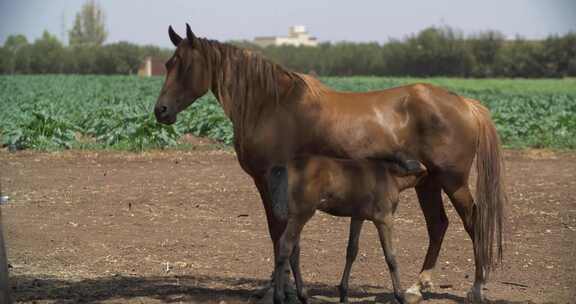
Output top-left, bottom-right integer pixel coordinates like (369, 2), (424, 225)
(267, 156), (428, 304)
(154, 25), (506, 303)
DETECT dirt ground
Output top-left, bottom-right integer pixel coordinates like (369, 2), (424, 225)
(1, 143), (575, 304)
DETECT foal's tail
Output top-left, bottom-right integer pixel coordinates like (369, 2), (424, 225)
(470, 100), (507, 280)
(267, 165), (289, 221)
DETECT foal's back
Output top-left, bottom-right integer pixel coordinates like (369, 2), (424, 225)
(286, 156), (406, 219)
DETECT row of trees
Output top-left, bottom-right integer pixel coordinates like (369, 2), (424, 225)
(1, 27), (575, 77)
(0, 0), (172, 75)
(250, 28), (576, 78)
(0, 32), (170, 74)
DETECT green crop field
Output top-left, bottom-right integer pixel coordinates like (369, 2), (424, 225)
(1, 75), (575, 151)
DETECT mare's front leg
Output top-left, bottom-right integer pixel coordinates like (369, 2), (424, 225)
(254, 175), (287, 257)
(338, 218), (364, 303)
(253, 175), (288, 293)
(274, 219), (307, 304)
(289, 237), (308, 304)
(374, 217), (404, 304)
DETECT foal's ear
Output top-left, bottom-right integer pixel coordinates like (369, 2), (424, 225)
(186, 23), (199, 47)
(168, 25), (183, 47)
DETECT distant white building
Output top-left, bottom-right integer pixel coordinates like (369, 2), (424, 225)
(138, 57), (165, 77)
(254, 25), (318, 47)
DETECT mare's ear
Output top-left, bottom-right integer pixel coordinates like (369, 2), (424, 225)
(186, 23), (199, 47)
(168, 25), (183, 46)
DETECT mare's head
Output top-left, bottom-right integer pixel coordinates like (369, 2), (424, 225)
(155, 24), (212, 124)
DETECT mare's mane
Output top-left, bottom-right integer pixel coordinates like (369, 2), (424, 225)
(194, 38), (326, 107)
(191, 37), (327, 148)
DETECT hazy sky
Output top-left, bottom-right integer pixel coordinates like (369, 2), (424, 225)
(1, 0), (575, 47)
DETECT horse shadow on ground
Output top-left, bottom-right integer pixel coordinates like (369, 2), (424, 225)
(11, 274), (540, 304)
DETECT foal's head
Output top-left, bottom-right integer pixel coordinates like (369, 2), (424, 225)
(387, 161), (428, 190)
(155, 24), (212, 125)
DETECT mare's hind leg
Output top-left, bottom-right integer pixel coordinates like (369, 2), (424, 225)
(441, 176), (485, 303)
(338, 218), (364, 303)
(405, 176), (448, 304)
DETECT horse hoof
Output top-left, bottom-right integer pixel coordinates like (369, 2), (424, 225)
(404, 286), (423, 304)
(257, 287), (296, 304)
(254, 281), (274, 299)
(256, 289), (275, 304)
(297, 288), (309, 304)
(394, 292), (407, 304)
(420, 280), (433, 292)
(466, 290), (485, 303)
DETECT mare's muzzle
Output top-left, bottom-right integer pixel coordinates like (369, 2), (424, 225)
(154, 104), (177, 125)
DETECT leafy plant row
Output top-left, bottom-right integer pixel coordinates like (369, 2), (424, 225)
(0, 75), (574, 151)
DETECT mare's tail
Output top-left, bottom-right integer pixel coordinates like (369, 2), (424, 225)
(471, 100), (507, 280)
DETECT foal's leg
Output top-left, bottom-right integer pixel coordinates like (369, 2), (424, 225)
(442, 177), (485, 303)
(290, 236), (308, 303)
(338, 218), (364, 303)
(405, 177), (448, 304)
(274, 219), (307, 304)
(374, 218), (404, 304)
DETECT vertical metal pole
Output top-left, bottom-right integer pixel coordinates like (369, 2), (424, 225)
(0, 176), (12, 303)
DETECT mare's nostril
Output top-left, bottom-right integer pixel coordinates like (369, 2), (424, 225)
(155, 104), (175, 123)
(155, 105), (168, 117)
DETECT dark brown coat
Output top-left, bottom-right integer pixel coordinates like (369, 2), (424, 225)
(268, 156), (427, 303)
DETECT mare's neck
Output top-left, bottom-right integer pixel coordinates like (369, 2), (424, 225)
(207, 49), (299, 151)
(209, 52), (296, 124)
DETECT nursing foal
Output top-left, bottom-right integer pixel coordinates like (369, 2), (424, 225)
(267, 156), (427, 304)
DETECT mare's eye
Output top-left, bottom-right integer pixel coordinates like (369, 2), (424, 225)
(165, 57), (176, 69)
